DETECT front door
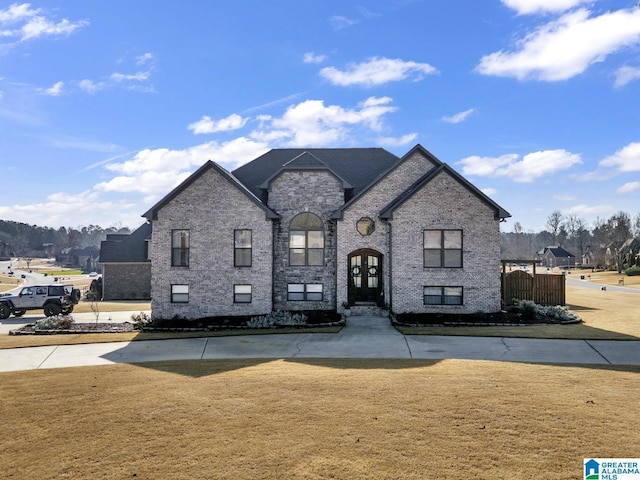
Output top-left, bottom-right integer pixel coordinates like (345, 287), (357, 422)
(348, 249), (382, 305)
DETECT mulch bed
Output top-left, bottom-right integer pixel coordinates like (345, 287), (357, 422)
(10, 322), (136, 335)
(393, 310), (578, 327)
(9, 310), (344, 335)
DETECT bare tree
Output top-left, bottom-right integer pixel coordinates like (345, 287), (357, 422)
(546, 210), (564, 245)
(607, 211), (632, 273)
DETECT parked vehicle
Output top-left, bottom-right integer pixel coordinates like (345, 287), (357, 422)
(0, 285), (81, 319)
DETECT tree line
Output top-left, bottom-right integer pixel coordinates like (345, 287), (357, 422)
(0, 220), (132, 259)
(502, 210), (640, 270)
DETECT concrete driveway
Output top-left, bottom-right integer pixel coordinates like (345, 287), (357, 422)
(1, 316), (639, 373)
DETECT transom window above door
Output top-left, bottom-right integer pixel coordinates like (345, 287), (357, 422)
(289, 213), (324, 266)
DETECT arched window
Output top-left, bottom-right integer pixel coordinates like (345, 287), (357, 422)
(289, 213), (324, 266)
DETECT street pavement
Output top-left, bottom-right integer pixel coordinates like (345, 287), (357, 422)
(1, 316), (639, 373)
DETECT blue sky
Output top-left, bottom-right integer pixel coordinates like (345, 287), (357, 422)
(1, 0), (639, 232)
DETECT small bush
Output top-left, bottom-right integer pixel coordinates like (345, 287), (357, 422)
(625, 265), (640, 276)
(35, 315), (75, 330)
(131, 311), (152, 329)
(515, 300), (580, 323)
(247, 311), (308, 329)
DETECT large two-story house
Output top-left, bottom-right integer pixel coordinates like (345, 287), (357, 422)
(143, 144), (510, 320)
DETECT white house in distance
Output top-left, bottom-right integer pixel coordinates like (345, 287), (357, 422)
(142, 144), (510, 320)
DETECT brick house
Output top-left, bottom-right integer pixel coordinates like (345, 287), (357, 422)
(143, 144), (510, 320)
(99, 223), (152, 300)
(536, 246), (576, 269)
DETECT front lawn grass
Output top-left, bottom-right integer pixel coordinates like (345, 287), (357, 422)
(1, 359), (637, 479)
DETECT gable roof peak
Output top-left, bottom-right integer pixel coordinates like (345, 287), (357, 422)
(282, 151), (328, 168)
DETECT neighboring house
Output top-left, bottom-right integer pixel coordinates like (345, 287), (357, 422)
(99, 223), (152, 300)
(143, 144), (510, 320)
(536, 246), (576, 268)
(620, 237), (640, 267)
(58, 246), (100, 272)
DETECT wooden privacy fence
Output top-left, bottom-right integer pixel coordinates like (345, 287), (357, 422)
(501, 269), (566, 306)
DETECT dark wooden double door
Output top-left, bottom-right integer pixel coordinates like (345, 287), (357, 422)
(348, 249), (383, 305)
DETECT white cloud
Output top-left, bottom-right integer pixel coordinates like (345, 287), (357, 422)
(501, 0), (589, 15)
(0, 3), (88, 45)
(599, 142), (640, 172)
(377, 133), (418, 147)
(79, 56), (155, 94)
(476, 8), (640, 81)
(566, 203), (616, 217)
(0, 190), (139, 229)
(458, 149), (582, 182)
(329, 15), (356, 30)
(110, 71), (150, 82)
(442, 108), (475, 124)
(320, 57), (438, 87)
(136, 52), (154, 65)
(303, 52), (327, 64)
(78, 78), (101, 94)
(188, 113), (249, 134)
(615, 65), (640, 87)
(95, 138), (269, 195)
(40, 80), (63, 96)
(617, 181), (640, 194)
(481, 187), (498, 196)
(250, 96), (398, 146)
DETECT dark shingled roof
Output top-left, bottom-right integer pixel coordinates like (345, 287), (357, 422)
(232, 148), (399, 200)
(100, 222), (151, 263)
(539, 246), (575, 258)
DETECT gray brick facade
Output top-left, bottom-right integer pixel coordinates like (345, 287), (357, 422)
(145, 145), (509, 320)
(388, 171), (502, 314)
(267, 171), (343, 311)
(150, 167), (274, 319)
(102, 263), (151, 300)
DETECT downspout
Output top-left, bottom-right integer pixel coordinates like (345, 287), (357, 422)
(272, 220), (277, 313)
(386, 220), (392, 313)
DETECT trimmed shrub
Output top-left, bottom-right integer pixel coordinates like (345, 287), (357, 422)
(248, 311), (308, 329)
(625, 265), (640, 276)
(35, 315), (75, 330)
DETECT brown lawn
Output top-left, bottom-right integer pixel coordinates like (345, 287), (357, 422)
(1, 359), (638, 479)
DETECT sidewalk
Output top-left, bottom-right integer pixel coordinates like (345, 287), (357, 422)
(1, 316), (640, 373)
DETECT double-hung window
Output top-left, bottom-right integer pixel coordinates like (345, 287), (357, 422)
(234, 230), (252, 267)
(234, 284), (252, 303)
(423, 286), (463, 305)
(171, 284), (189, 303)
(287, 283), (323, 301)
(171, 229), (190, 267)
(289, 213), (324, 266)
(424, 229), (462, 268)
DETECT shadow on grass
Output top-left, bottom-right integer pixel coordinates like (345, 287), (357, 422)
(127, 357), (640, 379)
(396, 323), (640, 341)
(132, 358), (446, 377)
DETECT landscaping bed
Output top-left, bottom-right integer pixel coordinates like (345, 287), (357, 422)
(394, 304), (582, 327)
(9, 310), (344, 335)
(144, 310), (343, 331)
(10, 322), (136, 335)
